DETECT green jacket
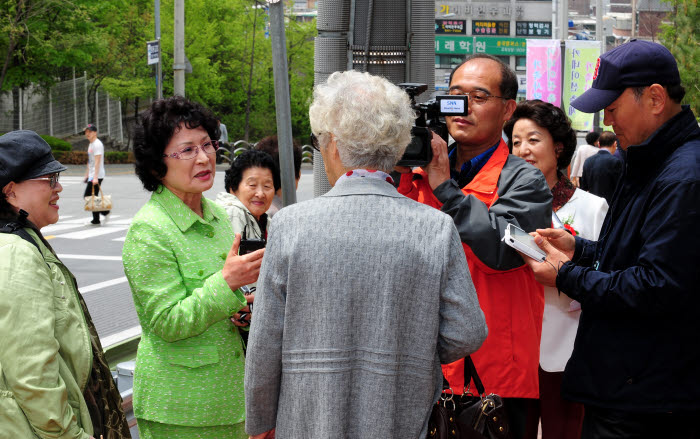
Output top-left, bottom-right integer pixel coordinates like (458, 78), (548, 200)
(122, 187), (248, 427)
(0, 229), (93, 439)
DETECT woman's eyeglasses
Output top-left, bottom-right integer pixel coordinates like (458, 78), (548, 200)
(29, 173), (60, 189)
(310, 132), (321, 152)
(163, 140), (220, 160)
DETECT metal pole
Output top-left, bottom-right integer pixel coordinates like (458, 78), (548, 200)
(173, 0), (185, 96)
(268, 0), (297, 207)
(48, 88), (54, 136)
(73, 68), (78, 133)
(155, 0), (163, 99)
(631, 0), (637, 38)
(118, 100), (124, 144)
(19, 88), (22, 130)
(95, 90), (99, 130)
(84, 71), (88, 126)
(107, 95), (111, 137)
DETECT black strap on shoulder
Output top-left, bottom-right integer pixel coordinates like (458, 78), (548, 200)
(441, 355), (487, 396)
(0, 210), (42, 254)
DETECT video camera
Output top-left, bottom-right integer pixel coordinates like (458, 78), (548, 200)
(397, 83), (469, 167)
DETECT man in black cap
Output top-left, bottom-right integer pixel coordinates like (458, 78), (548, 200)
(521, 39), (700, 438)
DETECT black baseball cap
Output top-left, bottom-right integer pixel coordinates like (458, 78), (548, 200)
(570, 39), (681, 113)
(84, 123), (98, 132)
(0, 130), (67, 188)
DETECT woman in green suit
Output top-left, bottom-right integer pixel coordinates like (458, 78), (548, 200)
(123, 97), (264, 438)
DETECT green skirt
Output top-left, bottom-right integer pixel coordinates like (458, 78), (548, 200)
(137, 419), (247, 439)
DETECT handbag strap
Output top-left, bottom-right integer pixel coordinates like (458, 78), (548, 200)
(463, 356), (486, 395)
(90, 184), (104, 197)
(441, 356), (486, 396)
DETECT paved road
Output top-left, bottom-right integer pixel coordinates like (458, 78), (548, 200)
(50, 163), (315, 347)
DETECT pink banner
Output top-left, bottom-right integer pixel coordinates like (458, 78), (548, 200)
(526, 39), (561, 106)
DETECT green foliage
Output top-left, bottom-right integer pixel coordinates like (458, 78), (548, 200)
(51, 150), (87, 164)
(157, 0), (316, 141)
(1, 0), (316, 142)
(105, 151), (132, 163)
(40, 135), (72, 151)
(0, 0), (99, 91)
(660, 0), (700, 119)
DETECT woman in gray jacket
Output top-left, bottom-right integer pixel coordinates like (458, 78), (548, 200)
(244, 70), (488, 439)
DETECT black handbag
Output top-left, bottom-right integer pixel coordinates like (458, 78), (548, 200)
(428, 356), (510, 439)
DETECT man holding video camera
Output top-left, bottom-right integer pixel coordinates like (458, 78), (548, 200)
(398, 54), (552, 438)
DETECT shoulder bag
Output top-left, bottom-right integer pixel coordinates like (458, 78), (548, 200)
(428, 356), (510, 439)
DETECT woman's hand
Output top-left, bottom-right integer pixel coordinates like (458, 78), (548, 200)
(222, 233), (265, 291)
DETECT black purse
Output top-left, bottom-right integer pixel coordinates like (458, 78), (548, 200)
(428, 357), (510, 439)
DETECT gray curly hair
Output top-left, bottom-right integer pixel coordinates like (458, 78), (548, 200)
(309, 70), (416, 173)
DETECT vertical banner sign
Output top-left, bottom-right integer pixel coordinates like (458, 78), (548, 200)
(526, 39), (561, 106)
(563, 40), (601, 131)
(147, 40), (160, 65)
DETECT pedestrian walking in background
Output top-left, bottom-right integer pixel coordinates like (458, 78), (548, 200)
(523, 39), (700, 439)
(581, 131), (622, 205)
(569, 131), (600, 187)
(504, 100), (608, 439)
(123, 96), (263, 439)
(397, 54), (551, 439)
(0, 130), (130, 439)
(83, 124), (110, 225)
(244, 70), (487, 439)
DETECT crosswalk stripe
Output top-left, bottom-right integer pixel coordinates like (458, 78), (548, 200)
(43, 215), (125, 234)
(79, 276), (128, 294)
(54, 226), (128, 240)
(101, 325), (142, 348)
(58, 254), (123, 261)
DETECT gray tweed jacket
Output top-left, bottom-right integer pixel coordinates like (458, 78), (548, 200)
(245, 176), (487, 439)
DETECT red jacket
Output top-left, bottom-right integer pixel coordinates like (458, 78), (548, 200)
(398, 141), (551, 398)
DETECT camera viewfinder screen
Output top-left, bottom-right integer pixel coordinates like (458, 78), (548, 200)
(438, 96), (467, 115)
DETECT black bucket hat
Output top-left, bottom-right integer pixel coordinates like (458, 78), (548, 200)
(0, 130), (68, 188)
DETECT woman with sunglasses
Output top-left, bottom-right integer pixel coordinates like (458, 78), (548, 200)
(123, 96), (264, 439)
(0, 130), (130, 438)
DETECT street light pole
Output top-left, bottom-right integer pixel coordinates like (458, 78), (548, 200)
(173, 0), (185, 96)
(155, 0), (163, 99)
(268, 0), (296, 207)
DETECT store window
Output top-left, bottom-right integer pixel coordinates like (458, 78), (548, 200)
(516, 56), (527, 71)
(435, 54), (466, 69)
(496, 56), (510, 65)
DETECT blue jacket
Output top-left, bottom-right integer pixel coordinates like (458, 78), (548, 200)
(557, 106), (700, 412)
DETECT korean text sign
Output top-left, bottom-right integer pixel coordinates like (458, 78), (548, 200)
(526, 39), (561, 106)
(563, 40), (602, 131)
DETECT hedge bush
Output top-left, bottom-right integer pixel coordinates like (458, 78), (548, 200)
(40, 135), (72, 151)
(52, 151), (87, 164)
(105, 151), (133, 163)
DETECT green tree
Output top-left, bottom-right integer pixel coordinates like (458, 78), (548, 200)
(84, 0), (154, 122)
(156, 0), (315, 142)
(0, 0), (98, 128)
(661, 0), (700, 119)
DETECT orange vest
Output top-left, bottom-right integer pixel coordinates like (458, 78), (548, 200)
(398, 142), (544, 398)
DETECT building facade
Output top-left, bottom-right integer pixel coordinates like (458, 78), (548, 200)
(434, 0), (557, 97)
